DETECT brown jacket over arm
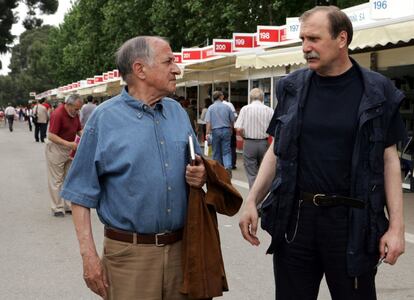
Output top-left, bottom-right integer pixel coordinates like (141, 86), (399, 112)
(180, 158), (243, 299)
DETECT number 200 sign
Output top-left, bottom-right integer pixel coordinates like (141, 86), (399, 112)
(213, 39), (233, 54)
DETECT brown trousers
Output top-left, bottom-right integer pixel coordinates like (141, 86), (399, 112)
(45, 142), (72, 213)
(102, 238), (189, 300)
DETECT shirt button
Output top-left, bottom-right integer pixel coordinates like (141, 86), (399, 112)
(156, 120), (160, 124)
(167, 208), (171, 213)
(160, 140), (164, 145)
(165, 163), (169, 167)
(168, 186), (172, 191)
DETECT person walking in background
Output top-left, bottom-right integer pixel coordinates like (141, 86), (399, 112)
(4, 103), (16, 132)
(179, 96), (197, 133)
(205, 90), (235, 177)
(61, 36), (206, 299)
(45, 94), (82, 217)
(223, 91), (238, 169)
(239, 6), (406, 300)
(18, 106), (24, 121)
(25, 104), (33, 132)
(79, 95), (97, 128)
(198, 97), (212, 141)
(235, 88), (273, 189)
(33, 98), (49, 143)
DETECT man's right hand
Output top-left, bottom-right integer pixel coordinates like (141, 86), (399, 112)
(68, 141), (78, 151)
(239, 200), (260, 246)
(82, 252), (109, 298)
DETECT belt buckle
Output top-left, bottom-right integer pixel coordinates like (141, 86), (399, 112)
(155, 232), (167, 247)
(313, 194), (325, 206)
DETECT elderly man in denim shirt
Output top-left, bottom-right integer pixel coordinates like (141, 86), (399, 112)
(61, 36), (206, 300)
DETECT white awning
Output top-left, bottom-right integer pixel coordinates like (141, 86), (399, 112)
(235, 54), (257, 70)
(78, 87), (94, 96)
(256, 47), (305, 69)
(236, 17), (414, 69)
(350, 18), (414, 50)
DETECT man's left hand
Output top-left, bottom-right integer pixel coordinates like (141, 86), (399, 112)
(186, 155), (206, 188)
(379, 226), (405, 265)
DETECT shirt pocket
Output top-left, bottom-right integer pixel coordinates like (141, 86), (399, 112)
(172, 139), (189, 166)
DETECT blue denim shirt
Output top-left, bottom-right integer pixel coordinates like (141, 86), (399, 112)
(61, 87), (200, 234)
(205, 100), (235, 129)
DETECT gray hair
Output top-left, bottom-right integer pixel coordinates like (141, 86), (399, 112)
(212, 90), (223, 100)
(65, 94), (81, 105)
(115, 36), (167, 82)
(249, 88), (264, 102)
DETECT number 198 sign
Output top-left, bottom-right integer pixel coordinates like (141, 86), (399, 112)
(370, 0), (391, 19)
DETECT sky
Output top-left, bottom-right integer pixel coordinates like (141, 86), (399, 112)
(0, 1), (73, 75)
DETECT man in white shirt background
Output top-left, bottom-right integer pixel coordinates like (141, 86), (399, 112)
(235, 88), (274, 188)
(4, 103), (16, 132)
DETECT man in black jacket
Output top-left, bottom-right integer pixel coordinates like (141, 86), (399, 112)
(239, 6), (406, 300)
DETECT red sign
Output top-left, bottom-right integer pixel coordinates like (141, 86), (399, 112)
(233, 33), (258, 50)
(257, 26), (281, 44)
(279, 26), (287, 42)
(87, 78), (94, 85)
(103, 73), (109, 81)
(182, 49), (202, 61)
(213, 39), (233, 54)
(201, 46), (215, 59)
(174, 53), (183, 64)
(94, 76), (103, 83)
(108, 71), (114, 79)
(113, 70), (120, 78)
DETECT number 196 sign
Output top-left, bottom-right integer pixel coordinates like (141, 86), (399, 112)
(370, 0), (391, 19)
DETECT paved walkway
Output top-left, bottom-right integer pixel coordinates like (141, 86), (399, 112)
(0, 121), (413, 299)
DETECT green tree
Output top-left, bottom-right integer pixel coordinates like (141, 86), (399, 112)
(42, 0), (367, 85)
(5, 25), (56, 102)
(0, 0), (58, 55)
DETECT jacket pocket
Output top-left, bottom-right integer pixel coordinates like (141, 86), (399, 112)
(368, 129), (384, 174)
(260, 177), (282, 236)
(366, 184), (388, 253)
(273, 115), (291, 158)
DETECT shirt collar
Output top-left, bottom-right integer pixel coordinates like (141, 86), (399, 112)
(121, 87), (166, 118)
(251, 100), (263, 105)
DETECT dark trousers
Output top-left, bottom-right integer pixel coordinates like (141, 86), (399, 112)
(6, 115), (14, 132)
(231, 129), (237, 167)
(34, 122), (47, 142)
(27, 117), (32, 131)
(274, 202), (377, 300)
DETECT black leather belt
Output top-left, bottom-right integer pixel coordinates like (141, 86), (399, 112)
(300, 192), (364, 209)
(104, 227), (183, 246)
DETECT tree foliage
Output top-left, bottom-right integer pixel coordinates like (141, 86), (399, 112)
(0, 0), (58, 54)
(0, 25), (55, 106)
(1, 0), (367, 105)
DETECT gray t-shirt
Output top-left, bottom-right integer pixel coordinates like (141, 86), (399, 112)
(80, 102), (97, 127)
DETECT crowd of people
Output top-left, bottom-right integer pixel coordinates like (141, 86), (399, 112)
(1, 6), (409, 300)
